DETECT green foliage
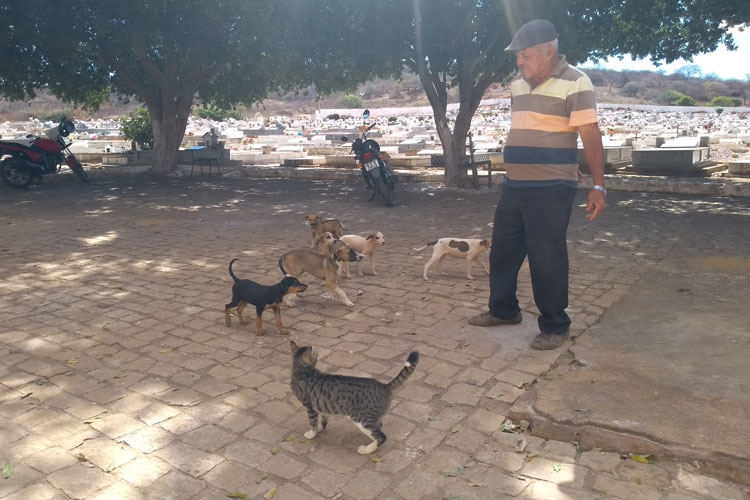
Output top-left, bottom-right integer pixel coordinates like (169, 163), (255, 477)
(716, 107), (724, 115)
(339, 95), (363, 109)
(675, 95), (697, 106)
(120, 108), (154, 150)
(710, 96), (742, 107)
(40, 109), (75, 123)
(194, 105), (242, 121)
(388, 116), (398, 123)
(326, 113), (341, 120)
(665, 90), (687, 104)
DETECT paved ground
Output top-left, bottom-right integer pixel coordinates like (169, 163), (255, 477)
(1, 175), (749, 500)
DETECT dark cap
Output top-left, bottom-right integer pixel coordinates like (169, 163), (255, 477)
(504, 19), (557, 52)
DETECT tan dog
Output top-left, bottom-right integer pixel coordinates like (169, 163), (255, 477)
(339, 231), (385, 277)
(413, 238), (491, 280)
(279, 240), (361, 307)
(304, 215), (345, 249)
(315, 231), (338, 255)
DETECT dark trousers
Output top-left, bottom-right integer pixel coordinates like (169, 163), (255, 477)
(488, 183), (577, 334)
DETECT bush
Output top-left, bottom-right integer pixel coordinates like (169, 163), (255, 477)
(41, 109), (75, 123)
(716, 107), (724, 115)
(621, 82), (644, 97)
(194, 104), (241, 121)
(120, 108), (154, 150)
(339, 94), (363, 109)
(710, 96), (742, 107)
(675, 95), (697, 106)
(665, 90), (686, 104)
(388, 116), (398, 123)
(326, 113), (341, 120)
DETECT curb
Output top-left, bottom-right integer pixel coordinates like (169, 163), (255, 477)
(3, 163), (749, 197)
(508, 389), (750, 486)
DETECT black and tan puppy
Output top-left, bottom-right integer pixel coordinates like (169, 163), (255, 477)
(225, 259), (308, 335)
(279, 240), (361, 307)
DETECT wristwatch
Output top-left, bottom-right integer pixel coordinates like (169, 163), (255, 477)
(593, 185), (607, 196)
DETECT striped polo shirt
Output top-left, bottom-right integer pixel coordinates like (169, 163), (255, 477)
(504, 55), (597, 183)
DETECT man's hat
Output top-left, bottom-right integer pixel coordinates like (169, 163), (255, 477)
(504, 19), (557, 52)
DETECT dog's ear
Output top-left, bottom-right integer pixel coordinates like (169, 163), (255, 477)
(366, 233), (376, 240)
(481, 239), (491, 248)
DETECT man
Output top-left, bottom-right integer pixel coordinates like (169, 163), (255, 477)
(468, 19), (607, 350)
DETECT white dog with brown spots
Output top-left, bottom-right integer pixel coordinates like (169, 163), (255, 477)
(413, 238), (491, 280)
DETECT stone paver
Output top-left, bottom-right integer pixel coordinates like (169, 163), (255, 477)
(1, 177), (748, 500)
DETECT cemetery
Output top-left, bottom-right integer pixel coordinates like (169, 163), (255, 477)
(2, 102), (749, 190)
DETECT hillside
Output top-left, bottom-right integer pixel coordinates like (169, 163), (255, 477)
(1, 68), (747, 122)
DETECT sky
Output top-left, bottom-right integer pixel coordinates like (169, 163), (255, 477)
(581, 27), (750, 81)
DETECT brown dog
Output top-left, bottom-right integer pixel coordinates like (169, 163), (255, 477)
(413, 238), (491, 280)
(279, 240), (361, 307)
(304, 215), (345, 249)
(339, 231), (385, 277)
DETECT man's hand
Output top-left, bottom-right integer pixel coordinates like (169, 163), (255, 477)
(586, 189), (606, 221)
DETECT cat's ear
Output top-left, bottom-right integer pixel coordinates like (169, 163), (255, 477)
(300, 347), (316, 366)
(290, 341), (300, 353)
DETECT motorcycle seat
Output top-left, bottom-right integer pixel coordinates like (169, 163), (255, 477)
(0, 138), (36, 148)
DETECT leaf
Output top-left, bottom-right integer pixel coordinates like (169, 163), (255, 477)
(20, 392), (32, 399)
(2, 463), (12, 479)
(227, 494), (250, 499)
(442, 496), (459, 500)
(456, 466), (465, 475)
(629, 453), (651, 464)
(510, 472), (526, 481)
(515, 439), (528, 453)
(440, 471), (457, 478)
(370, 457), (383, 462)
(269, 447), (281, 455)
(575, 408), (591, 414)
(450, 424), (462, 433)
(66, 360), (79, 364)
(282, 437), (297, 442)
(299, 440), (312, 444)
(552, 464), (562, 472)
(255, 474), (268, 484)
(264, 486), (277, 499)
(469, 482), (484, 487)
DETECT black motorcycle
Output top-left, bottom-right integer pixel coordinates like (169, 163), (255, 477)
(341, 110), (397, 207)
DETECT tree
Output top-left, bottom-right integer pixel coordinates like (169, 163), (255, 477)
(121, 108), (154, 150)
(0, 1), (292, 173)
(370, 0), (749, 187)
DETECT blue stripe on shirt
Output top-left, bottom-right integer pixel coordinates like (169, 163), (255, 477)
(503, 145), (578, 165)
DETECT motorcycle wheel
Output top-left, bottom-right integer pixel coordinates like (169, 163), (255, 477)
(372, 175), (393, 207)
(70, 160), (90, 183)
(0, 157), (33, 189)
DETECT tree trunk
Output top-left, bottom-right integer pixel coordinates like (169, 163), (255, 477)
(147, 100), (192, 174)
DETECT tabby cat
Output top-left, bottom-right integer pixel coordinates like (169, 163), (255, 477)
(289, 341), (419, 454)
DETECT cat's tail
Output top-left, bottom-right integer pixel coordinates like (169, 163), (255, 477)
(387, 352), (419, 392)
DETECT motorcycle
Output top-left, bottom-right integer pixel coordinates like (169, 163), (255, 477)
(341, 110), (397, 207)
(0, 119), (90, 189)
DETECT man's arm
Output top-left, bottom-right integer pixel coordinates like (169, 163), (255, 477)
(578, 122), (606, 221)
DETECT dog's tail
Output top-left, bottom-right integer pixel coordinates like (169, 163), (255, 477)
(412, 240), (438, 252)
(228, 259), (240, 281)
(387, 352), (419, 393)
(278, 255), (288, 276)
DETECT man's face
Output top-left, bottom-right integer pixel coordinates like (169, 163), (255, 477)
(515, 44), (552, 81)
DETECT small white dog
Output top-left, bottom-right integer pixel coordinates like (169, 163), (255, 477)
(413, 238), (491, 280)
(339, 231), (385, 277)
